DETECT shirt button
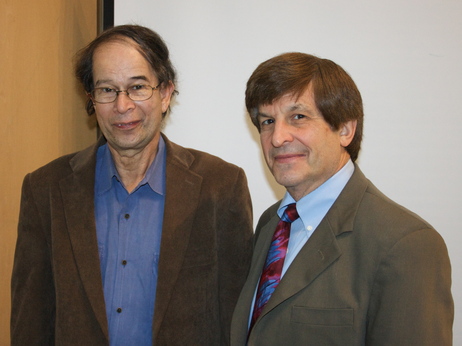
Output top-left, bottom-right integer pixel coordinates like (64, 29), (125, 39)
(117, 308), (122, 313)
(122, 260), (127, 265)
(124, 214), (130, 219)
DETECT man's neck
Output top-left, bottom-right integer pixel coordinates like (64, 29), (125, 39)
(108, 140), (158, 193)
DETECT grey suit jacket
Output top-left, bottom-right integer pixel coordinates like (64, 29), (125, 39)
(231, 165), (453, 346)
(11, 134), (253, 345)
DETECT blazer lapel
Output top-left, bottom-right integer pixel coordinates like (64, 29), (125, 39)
(153, 136), (203, 339)
(59, 140), (109, 338)
(264, 221), (341, 314)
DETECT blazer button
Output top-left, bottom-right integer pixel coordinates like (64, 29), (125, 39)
(117, 308), (122, 313)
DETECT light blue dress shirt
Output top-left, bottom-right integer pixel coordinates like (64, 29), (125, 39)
(95, 137), (166, 346)
(279, 160), (354, 277)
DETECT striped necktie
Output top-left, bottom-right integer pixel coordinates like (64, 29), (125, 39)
(250, 203), (299, 329)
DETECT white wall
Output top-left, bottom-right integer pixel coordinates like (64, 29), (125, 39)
(115, 0), (462, 341)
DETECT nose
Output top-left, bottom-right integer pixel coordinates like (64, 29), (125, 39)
(114, 91), (135, 113)
(271, 120), (294, 147)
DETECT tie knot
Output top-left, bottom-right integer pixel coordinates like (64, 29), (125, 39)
(281, 203), (299, 223)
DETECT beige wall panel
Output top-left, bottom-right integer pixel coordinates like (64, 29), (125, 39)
(0, 0), (97, 343)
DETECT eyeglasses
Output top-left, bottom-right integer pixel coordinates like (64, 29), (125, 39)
(89, 83), (161, 104)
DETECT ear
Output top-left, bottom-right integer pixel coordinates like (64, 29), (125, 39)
(339, 120), (357, 147)
(87, 93), (96, 106)
(160, 80), (175, 114)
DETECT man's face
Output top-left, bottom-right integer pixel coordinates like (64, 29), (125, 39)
(91, 39), (173, 156)
(257, 86), (356, 201)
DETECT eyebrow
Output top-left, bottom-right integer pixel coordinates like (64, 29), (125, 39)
(95, 75), (150, 87)
(287, 103), (312, 113)
(257, 103), (315, 118)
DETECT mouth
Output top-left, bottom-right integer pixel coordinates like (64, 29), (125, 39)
(274, 153), (305, 163)
(113, 120), (141, 130)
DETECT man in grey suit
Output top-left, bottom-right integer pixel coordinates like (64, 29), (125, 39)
(11, 25), (253, 345)
(231, 52), (453, 345)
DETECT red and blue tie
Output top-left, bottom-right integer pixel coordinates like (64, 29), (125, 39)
(250, 203), (299, 329)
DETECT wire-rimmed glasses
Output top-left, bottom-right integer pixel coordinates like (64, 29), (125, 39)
(89, 83), (161, 104)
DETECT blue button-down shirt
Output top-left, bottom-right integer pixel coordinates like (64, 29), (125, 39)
(95, 138), (166, 345)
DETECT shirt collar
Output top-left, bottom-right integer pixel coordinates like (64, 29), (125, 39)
(139, 136), (166, 195)
(278, 160), (355, 227)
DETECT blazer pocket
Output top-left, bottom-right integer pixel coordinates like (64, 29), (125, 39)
(291, 307), (354, 326)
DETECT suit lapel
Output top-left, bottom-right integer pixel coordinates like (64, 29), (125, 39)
(153, 136), (203, 339)
(264, 221), (341, 313)
(60, 140), (109, 338)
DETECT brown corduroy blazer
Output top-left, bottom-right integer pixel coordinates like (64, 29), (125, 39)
(231, 165), (453, 346)
(11, 134), (253, 345)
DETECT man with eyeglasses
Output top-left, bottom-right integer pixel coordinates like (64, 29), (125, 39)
(11, 25), (253, 346)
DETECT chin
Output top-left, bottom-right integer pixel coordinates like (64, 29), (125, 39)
(274, 175), (297, 189)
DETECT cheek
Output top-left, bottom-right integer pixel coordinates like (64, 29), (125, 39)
(96, 116), (112, 133)
(94, 105), (112, 120)
(95, 113), (106, 127)
(260, 136), (272, 156)
(260, 129), (274, 145)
